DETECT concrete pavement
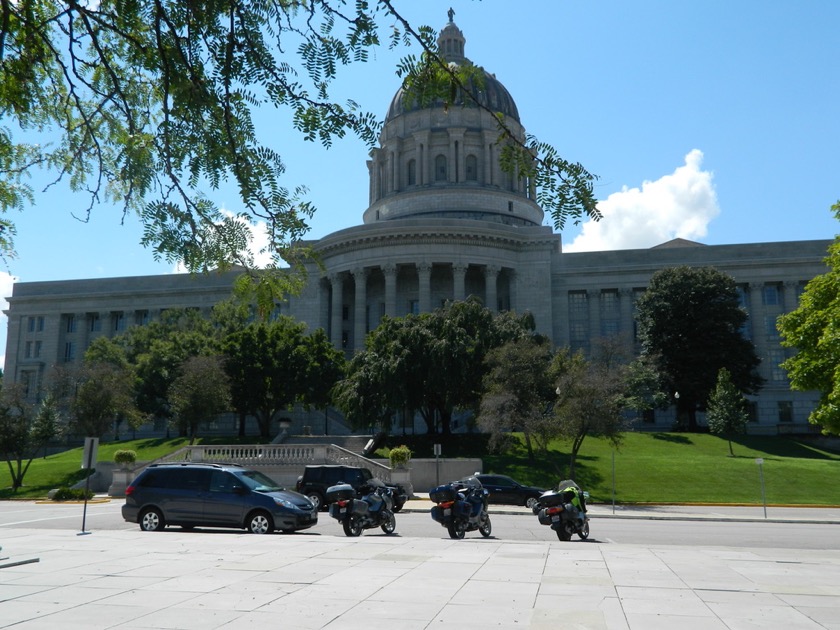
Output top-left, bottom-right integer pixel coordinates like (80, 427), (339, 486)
(1, 503), (839, 629)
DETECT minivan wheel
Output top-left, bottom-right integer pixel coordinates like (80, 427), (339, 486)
(139, 508), (165, 532)
(247, 511), (274, 534)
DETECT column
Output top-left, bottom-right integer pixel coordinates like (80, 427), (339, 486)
(352, 267), (368, 351)
(383, 263), (397, 318)
(483, 131), (495, 185)
(588, 289), (600, 341)
(748, 283), (768, 370)
(484, 265), (500, 312)
(453, 263), (467, 301)
(329, 273), (344, 348)
(418, 262), (432, 313)
(619, 288), (633, 347)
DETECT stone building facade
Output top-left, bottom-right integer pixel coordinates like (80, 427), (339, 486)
(3, 18), (833, 435)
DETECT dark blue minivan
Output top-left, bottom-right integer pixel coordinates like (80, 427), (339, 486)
(122, 462), (317, 534)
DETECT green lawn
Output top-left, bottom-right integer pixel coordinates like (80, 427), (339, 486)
(3, 432), (840, 505)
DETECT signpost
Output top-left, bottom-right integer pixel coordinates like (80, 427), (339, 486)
(755, 457), (767, 519)
(80, 437), (99, 535)
(434, 443), (442, 486)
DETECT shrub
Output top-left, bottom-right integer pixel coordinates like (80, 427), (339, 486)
(389, 444), (412, 468)
(113, 449), (137, 467)
(52, 487), (95, 501)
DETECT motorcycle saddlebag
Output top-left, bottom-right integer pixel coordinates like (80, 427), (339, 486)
(453, 500), (473, 518)
(352, 499), (369, 515)
(430, 504), (446, 523)
(430, 484), (459, 504)
(325, 483), (355, 503)
(537, 507), (559, 526)
(328, 502), (345, 519)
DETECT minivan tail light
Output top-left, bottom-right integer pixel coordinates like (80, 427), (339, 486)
(125, 485), (136, 496)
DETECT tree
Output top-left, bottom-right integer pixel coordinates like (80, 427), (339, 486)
(168, 355), (231, 444)
(0, 2), (598, 308)
(223, 317), (312, 440)
(778, 202), (840, 435)
(62, 361), (145, 438)
(551, 342), (628, 480)
(335, 299), (536, 435)
(706, 368), (750, 456)
(635, 266), (763, 431)
(0, 387), (63, 492)
(478, 336), (556, 461)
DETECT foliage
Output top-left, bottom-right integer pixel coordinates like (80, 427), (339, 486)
(388, 444), (412, 468)
(335, 299), (537, 434)
(223, 317), (339, 440)
(168, 355), (231, 443)
(706, 368), (750, 456)
(550, 341), (629, 479)
(478, 336), (556, 460)
(0, 388), (63, 492)
(635, 266), (763, 431)
(778, 202), (840, 435)
(0, 2), (598, 309)
(113, 449), (137, 467)
(51, 487), (94, 501)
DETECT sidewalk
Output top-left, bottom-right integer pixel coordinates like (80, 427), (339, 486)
(2, 508), (839, 629)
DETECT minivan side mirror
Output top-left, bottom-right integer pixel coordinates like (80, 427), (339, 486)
(232, 485), (249, 495)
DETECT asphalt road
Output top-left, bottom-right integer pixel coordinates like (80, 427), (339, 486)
(2, 499), (837, 550)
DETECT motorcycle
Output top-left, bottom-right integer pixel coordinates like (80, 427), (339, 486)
(430, 476), (492, 540)
(326, 478), (397, 537)
(534, 480), (590, 542)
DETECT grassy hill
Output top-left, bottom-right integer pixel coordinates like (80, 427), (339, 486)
(3, 433), (839, 505)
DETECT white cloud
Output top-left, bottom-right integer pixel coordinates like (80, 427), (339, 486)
(0, 270), (19, 372)
(564, 149), (720, 252)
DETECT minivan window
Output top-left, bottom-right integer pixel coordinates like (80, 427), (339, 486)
(169, 468), (212, 491)
(236, 470), (281, 492)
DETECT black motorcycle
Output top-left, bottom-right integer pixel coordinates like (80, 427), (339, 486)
(326, 478), (396, 537)
(533, 480), (590, 541)
(430, 476), (492, 540)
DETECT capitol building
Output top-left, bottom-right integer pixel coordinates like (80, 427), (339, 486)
(3, 18), (832, 436)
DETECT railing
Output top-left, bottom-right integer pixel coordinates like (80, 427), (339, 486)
(146, 443), (394, 483)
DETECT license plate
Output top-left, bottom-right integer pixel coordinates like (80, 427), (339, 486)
(551, 515), (560, 522)
(340, 507), (346, 514)
(444, 508), (451, 516)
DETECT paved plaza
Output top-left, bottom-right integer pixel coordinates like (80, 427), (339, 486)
(1, 504), (839, 629)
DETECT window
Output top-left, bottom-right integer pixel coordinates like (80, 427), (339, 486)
(113, 311), (125, 332)
(65, 314), (77, 333)
(763, 284), (780, 306)
(409, 299), (420, 315)
(34, 341), (41, 358)
(342, 305), (349, 321)
(465, 155), (477, 181)
(64, 341), (76, 362)
(768, 349), (787, 382)
(568, 291), (588, 319)
(600, 290), (619, 317)
(21, 371), (35, 397)
(778, 401), (793, 423)
(407, 159), (416, 186)
(746, 401), (758, 423)
(89, 313), (101, 332)
(435, 154), (447, 181)
(642, 409), (655, 424)
(27, 316), (44, 332)
(25, 341), (32, 358)
(764, 315), (780, 339)
(341, 330), (349, 348)
(135, 310), (149, 326)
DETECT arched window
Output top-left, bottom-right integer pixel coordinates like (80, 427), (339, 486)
(407, 159), (416, 186)
(435, 154), (447, 181)
(466, 155), (478, 181)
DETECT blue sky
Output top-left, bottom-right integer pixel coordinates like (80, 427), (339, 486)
(2, 0), (839, 368)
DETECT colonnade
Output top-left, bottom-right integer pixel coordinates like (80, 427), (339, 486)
(324, 261), (509, 350)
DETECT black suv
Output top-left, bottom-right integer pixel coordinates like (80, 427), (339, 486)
(122, 462), (317, 534)
(296, 465), (408, 512)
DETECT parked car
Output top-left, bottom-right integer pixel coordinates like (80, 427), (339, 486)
(122, 462), (317, 534)
(296, 464), (408, 512)
(473, 474), (546, 509)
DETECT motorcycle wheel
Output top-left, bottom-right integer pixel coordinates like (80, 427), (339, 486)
(447, 521), (466, 540)
(556, 525), (572, 541)
(578, 520), (590, 540)
(342, 517), (363, 537)
(380, 510), (396, 535)
(479, 515), (492, 538)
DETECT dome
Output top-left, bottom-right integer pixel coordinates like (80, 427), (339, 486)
(385, 18), (520, 123)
